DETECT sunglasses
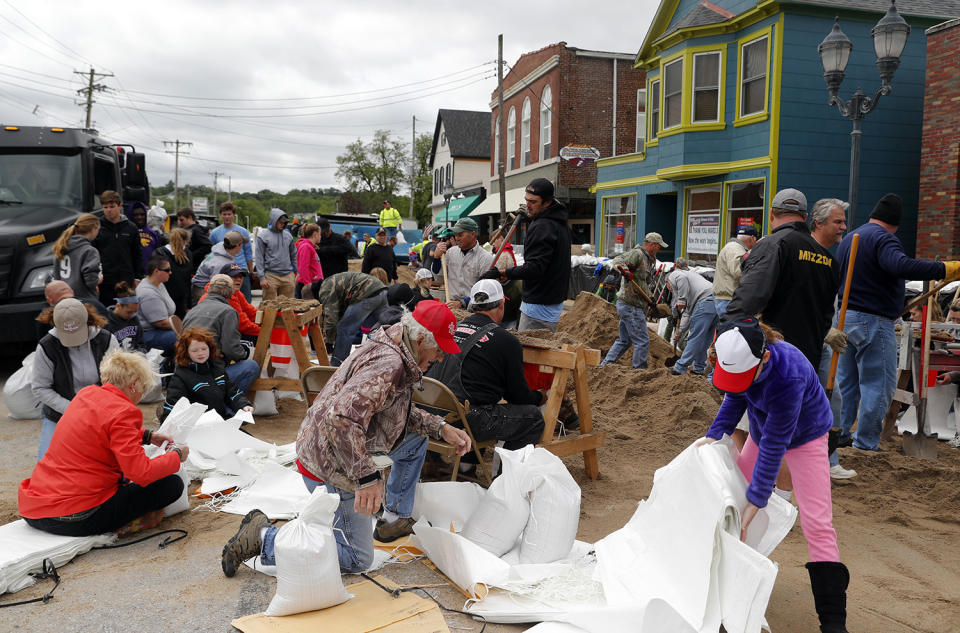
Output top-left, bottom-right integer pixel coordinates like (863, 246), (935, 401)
(159, 268), (172, 273)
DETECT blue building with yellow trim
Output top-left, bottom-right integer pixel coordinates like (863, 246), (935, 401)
(593, 0), (960, 261)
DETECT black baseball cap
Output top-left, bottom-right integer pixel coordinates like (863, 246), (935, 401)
(219, 263), (248, 277)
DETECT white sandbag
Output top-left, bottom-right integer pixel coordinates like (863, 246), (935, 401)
(264, 489), (351, 616)
(139, 349), (165, 403)
(253, 389), (278, 416)
(277, 350), (305, 401)
(155, 398), (207, 444)
(412, 481), (485, 532)
(4, 352), (41, 420)
(517, 447), (581, 564)
(461, 447), (530, 556)
(163, 467), (191, 517)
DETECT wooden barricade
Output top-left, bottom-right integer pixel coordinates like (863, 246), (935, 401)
(247, 305), (328, 403)
(522, 342), (604, 479)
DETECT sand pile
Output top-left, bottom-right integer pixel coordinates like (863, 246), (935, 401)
(260, 297), (321, 312)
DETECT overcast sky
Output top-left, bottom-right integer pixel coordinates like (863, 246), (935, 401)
(0, 0), (658, 195)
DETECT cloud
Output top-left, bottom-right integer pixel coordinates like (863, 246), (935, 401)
(0, 0), (656, 194)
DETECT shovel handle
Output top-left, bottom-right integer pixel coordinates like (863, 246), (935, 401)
(827, 234), (860, 394)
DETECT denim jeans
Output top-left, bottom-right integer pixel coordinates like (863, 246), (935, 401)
(383, 226), (398, 239)
(240, 274), (252, 302)
(225, 359), (260, 393)
(714, 299), (730, 318)
(601, 301), (649, 369)
(37, 415), (58, 460)
(673, 297), (718, 374)
(332, 291), (388, 365)
(261, 434), (428, 573)
(835, 310), (898, 451)
(143, 328), (177, 353)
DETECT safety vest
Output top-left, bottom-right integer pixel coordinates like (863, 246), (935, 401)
(379, 207), (402, 228)
(358, 240), (370, 256)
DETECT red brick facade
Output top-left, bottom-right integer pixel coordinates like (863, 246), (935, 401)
(917, 19), (960, 260)
(489, 42), (645, 189)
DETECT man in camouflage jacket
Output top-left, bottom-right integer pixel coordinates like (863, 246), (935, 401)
(312, 271), (388, 364)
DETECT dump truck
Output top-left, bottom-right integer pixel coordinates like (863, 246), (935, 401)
(0, 125), (150, 352)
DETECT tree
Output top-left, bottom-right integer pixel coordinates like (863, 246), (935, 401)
(411, 133), (434, 227)
(335, 130), (408, 199)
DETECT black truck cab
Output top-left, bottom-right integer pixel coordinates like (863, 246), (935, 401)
(0, 125), (149, 351)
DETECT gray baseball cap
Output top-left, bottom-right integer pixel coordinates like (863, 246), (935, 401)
(771, 188), (807, 213)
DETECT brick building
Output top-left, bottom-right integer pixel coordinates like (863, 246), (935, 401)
(917, 18), (960, 260)
(471, 42), (645, 246)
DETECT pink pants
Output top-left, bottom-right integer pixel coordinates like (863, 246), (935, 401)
(739, 433), (840, 562)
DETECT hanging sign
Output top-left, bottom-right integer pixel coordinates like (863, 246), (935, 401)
(687, 213), (720, 255)
(560, 144), (601, 167)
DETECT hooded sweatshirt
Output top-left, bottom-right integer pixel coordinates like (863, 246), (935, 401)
(192, 242), (239, 288)
(255, 208), (297, 277)
(296, 237), (324, 284)
(668, 269), (713, 333)
(53, 235), (101, 302)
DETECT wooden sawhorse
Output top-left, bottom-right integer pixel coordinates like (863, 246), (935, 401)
(247, 305), (329, 403)
(522, 342), (605, 479)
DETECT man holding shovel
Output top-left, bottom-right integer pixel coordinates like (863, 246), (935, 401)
(834, 193), (960, 452)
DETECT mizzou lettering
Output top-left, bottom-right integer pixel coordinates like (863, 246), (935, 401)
(797, 250), (832, 267)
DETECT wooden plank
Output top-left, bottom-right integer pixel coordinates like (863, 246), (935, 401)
(571, 345), (600, 479)
(246, 309), (277, 401)
(882, 370), (912, 441)
(893, 388), (915, 405)
(540, 367), (570, 443)
(582, 348), (601, 366)
(249, 377), (301, 391)
(293, 304), (324, 328)
(281, 308), (312, 374)
(540, 432), (606, 459)
(523, 346), (577, 370)
(309, 323), (330, 366)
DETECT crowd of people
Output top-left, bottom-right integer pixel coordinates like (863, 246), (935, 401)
(19, 176), (952, 633)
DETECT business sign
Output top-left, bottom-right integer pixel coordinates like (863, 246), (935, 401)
(686, 213), (720, 255)
(560, 144), (601, 167)
(192, 197), (209, 214)
(737, 217), (755, 227)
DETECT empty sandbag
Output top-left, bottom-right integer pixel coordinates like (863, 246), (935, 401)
(517, 447), (581, 564)
(4, 352), (41, 420)
(462, 447), (530, 556)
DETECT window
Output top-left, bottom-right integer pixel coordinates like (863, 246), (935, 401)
(434, 169), (439, 195)
(506, 107), (516, 171)
(740, 36), (768, 118)
(493, 116), (500, 172)
(726, 181), (764, 238)
(540, 85), (552, 160)
(440, 132), (446, 147)
(663, 59), (683, 129)
(445, 163), (451, 187)
(636, 88), (646, 152)
(602, 195), (637, 256)
(521, 97), (532, 166)
(650, 80), (660, 141)
(685, 185), (721, 262)
(692, 52), (721, 123)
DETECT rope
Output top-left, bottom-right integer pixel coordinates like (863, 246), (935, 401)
(360, 572), (487, 633)
(94, 528), (188, 550)
(0, 559), (60, 608)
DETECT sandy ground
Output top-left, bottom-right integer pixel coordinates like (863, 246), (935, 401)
(2, 288), (959, 632)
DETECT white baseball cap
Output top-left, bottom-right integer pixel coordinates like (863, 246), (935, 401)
(469, 279), (504, 306)
(415, 268), (434, 280)
(712, 317), (766, 393)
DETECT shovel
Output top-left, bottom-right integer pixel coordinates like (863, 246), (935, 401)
(825, 233), (859, 454)
(902, 292), (938, 459)
(665, 306), (685, 367)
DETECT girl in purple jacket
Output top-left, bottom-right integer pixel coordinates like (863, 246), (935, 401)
(703, 316), (848, 633)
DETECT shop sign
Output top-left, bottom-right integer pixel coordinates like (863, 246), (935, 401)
(559, 144), (601, 167)
(687, 213), (720, 255)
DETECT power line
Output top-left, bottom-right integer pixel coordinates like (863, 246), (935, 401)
(74, 68), (113, 128)
(1, 0), (96, 68)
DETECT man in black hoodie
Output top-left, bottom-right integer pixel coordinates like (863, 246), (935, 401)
(94, 190), (142, 305)
(484, 178), (571, 332)
(315, 219), (354, 276)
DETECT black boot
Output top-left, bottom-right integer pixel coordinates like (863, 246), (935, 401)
(806, 561), (850, 633)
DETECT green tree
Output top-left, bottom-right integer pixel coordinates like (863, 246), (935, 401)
(411, 133), (434, 227)
(335, 130), (408, 199)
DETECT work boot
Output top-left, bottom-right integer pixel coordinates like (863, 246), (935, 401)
(558, 396), (579, 430)
(222, 509), (269, 578)
(373, 517), (416, 543)
(806, 561), (850, 633)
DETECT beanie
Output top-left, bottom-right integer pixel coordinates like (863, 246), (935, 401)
(869, 193), (902, 226)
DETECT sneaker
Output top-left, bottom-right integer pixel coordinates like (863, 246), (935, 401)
(829, 464), (858, 480)
(373, 517), (416, 543)
(222, 509), (269, 578)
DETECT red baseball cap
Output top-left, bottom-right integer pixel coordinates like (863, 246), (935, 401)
(411, 300), (460, 354)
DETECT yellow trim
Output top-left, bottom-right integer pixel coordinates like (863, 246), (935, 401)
(638, 0), (780, 68)
(646, 76), (661, 147)
(597, 152), (646, 167)
(655, 156), (771, 181)
(593, 174), (665, 192)
(722, 177), (766, 241)
(598, 192), (639, 255)
(768, 13), (785, 236)
(681, 182), (723, 258)
(734, 25), (773, 126)
(651, 43), (728, 138)
(635, 0), (682, 68)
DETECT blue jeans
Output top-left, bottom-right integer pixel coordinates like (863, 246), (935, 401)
(240, 274), (252, 302)
(143, 328), (177, 353)
(260, 434), (427, 573)
(383, 226), (398, 239)
(38, 415), (58, 460)
(602, 301), (649, 369)
(225, 359), (260, 393)
(714, 299), (730, 318)
(836, 310), (898, 451)
(332, 290), (388, 365)
(673, 297), (718, 375)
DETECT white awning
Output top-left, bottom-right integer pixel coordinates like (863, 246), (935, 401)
(470, 187), (526, 216)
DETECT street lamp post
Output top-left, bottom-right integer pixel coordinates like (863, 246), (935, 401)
(442, 183), (455, 228)
(818, 0), (910, 218)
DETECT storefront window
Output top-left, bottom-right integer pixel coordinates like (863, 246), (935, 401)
(602, 195), (637, 256)
(726, 181), (764, 238)
(685, 186), (721, 263)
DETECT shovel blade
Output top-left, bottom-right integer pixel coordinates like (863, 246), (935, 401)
(902, 401), (939, 459)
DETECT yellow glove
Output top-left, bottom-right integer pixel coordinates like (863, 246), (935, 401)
(944, 261), (960, 282)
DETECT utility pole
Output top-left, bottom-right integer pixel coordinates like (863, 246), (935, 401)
(409, 115), (416, 220)
(163, 139), (192, 211)
(497, 34), (507, 227)
(74, 68), (113, 129)
(210, 171), (224, 211)
(228, 175), (232, 202)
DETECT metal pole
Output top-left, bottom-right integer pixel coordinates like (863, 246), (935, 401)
(409, 115), (416, 220)
(497, 34), (507, 227)
(848, 117), (862, 222)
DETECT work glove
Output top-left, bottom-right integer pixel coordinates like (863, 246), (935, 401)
(593, 262), (606, 278)
(824, 327), (848, 354)
(944, 261), (960, 282)
(617, 266), (634, 281)
(480, 268), (501, 280)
